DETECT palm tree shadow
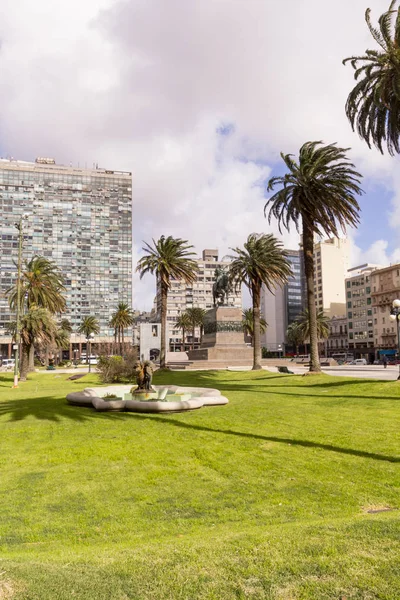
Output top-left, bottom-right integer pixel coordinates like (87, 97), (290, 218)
(128, 414), (400, 463)
(0, 396), (122, 423)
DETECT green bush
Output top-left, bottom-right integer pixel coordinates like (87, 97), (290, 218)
(97, 348), (139, 383)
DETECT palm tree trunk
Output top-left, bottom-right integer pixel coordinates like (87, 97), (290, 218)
(252, 282), (262, 370)
(160, 281), (168, 368)
(122, 327), (125, 357)
(28, 344), (35, 373)
(118, 327), (121, 356)
(192, 325), (195, 351)
(20, 343), (30, 381)
(181, 327), (185, 352)
(302, 221), (321, 372)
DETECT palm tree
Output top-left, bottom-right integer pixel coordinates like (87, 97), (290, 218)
(110, 303), (134, 355)
(185, 307), (206, 350)
(265, 142), (363, 372)
(343, 1), (400, 156)
(78, 316), (100, 363)
(136, 236), (198, 368)
(6, 255), (67, 373)
(229, 234), (292, 370)
(175, 312), (191, 351)
(19, 307), (57, 380)
(7, 255), (66, 314)
(296, 309), (330, 357)
(286, 322), (304, 356)
(242, 308), (267, 346)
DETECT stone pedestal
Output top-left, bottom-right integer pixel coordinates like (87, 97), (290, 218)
(188, 307), (252, 362)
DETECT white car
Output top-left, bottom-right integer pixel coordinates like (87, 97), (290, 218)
(80, 356), (98, 365)
(353, 358), (367, 366)
(1, 359), (15, 369)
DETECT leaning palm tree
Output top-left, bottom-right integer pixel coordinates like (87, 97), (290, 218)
(186, 307), (206, 350)
(136, 236), (198, 368)
(229, 234), (292, 370)
(110, 302), (134, 355)
(286, 322), (305, 356)
(242, 308), (267, 346)
(343, 1), (400, 155)
(175, 312), (191, 352)
(19, 306), (57, 380)
(265, 142), (363, 372)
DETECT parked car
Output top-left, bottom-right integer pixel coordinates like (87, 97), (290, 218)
(1, 358), (15, 369)
(80, 356), (98, 365)
(352, 358), (368, 366)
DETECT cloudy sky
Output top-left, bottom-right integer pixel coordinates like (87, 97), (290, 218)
(1, 0), (399, 308)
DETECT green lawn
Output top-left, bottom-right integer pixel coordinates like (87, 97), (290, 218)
(0, 370), (399, 599)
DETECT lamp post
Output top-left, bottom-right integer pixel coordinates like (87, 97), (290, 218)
(389, 299), (400, 380)
(13, 213), (29, 388)
(277, 344), (282, 359)
(86, 333), (95, 373)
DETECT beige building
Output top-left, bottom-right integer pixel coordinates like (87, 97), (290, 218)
(371, 263), (400, 356)
(327, 315), (349, 356)
(155, 249), (242, 351)
(345, 264), (382, 359)
(312, 237), (350, 318)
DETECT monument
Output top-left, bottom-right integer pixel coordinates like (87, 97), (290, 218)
(187, 267), (252, 363)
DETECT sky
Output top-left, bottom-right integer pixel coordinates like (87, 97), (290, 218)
(1, 0), (400, 309)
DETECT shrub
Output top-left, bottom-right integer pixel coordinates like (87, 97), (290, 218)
(103, 393), (120, 400)
(97, 348), (139, 384)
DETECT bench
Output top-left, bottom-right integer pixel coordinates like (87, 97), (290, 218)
(276, 365), (294, 374)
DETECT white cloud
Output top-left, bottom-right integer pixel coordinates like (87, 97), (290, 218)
(0, 0), (398, 308)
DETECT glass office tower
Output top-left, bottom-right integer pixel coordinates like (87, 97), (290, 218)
(0, 158), (132, 349)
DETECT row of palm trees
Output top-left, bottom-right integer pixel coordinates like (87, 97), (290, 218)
(286, 310), (330, 356)
(174, 307), (206, 350)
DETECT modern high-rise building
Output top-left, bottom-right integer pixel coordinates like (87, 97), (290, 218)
(155, 249), (242, 351)
(311, 237), (350, 317)
(260, 249), (304, 352)
(0, 158), (132, 355)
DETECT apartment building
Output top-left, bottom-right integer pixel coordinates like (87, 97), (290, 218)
(260, 249), (304, 351)
(345, 264), (382, 360)
(370, 263), (400, 358)
(327, 315), (348, 356)
(155, 249), (242, 350)
(312, 237), (350, 317)
(0, 157), (132, 356)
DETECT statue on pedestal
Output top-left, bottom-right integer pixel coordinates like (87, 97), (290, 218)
(133, 360), (155, 391)
(212, 266), (231, 306)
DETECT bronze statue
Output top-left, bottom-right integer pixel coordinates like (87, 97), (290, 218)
(133, 360), (155, 391)
(212, 266), (231, 306)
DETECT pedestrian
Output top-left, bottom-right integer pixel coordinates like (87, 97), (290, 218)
(383, 355), (388, 369)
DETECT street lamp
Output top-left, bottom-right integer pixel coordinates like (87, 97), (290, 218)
(86, 333), (95, 373)
(389, 298), (400, 380)
(277, 344), (283, 359)
(13, 213), (30, 388)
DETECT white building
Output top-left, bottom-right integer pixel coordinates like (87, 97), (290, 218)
(312, 237), (350, 317)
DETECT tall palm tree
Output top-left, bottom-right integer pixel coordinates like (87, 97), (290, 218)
(343, 1), (400, 155)
(6, 255), (67, 373)
(265, 142), (363, 372)
(175, 312), (191, 351)
(286, 322), (304, 356)
(242, 308), (267, 346)
(19, 307), (57, 380)
(7, 255), (66, 314)
(186, 307), (206, 350)
(229, 234), (292, 370)
(110, 302), (134, 355)
(136, 236), (198, 368)
(295, 309), (330, 356)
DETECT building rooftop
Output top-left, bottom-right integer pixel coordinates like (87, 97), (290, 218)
(0, 157), (131, 177)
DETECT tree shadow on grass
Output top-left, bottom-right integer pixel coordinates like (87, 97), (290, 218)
(0, 396), (119, 423)
(129, 413), (400, 464)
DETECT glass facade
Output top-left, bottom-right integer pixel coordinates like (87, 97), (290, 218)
(286, 250), (304, 325)
(0, 159), (132, 338)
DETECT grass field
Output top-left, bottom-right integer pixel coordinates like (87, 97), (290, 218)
(0, 369), (399, 599)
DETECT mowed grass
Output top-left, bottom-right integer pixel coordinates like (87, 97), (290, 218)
(0, 369), (399, 599)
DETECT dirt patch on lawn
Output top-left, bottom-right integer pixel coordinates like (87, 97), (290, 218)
(0, 579), (16, 600)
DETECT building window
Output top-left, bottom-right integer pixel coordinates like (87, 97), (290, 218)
(348, 322), (353, 329)
(374, 318), (377, 325)
(347, 291), (351, 298)
(348, 312), (352, 319)
(366, 287), (370, 294)
(347, 301), (352, 308)
(346, 281), (351, 288)
(349, 332), (354, 339)
(152, 325), (158, 337)
(367, 298), (372, 305)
